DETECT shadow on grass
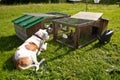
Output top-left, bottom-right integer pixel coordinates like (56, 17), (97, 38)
(47, 39), (74, 62)
(0, 35), (23, 52)
(85, 41), (119, 52)
(1, 35), (23, 71)
(85, 42), (105, 51)
(2, 55), (16, 71)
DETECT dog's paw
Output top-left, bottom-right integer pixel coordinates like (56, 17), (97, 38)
(38, 58), (45, 65)
(41, 43), (48, 51)
(35, 65), (39, 71)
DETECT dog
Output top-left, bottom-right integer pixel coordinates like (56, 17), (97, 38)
(13, 29), (49, 71)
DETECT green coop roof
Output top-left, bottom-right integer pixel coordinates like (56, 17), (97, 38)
(12, 14), (46, 29)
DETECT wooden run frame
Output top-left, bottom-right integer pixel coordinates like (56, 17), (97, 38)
(52, 18), (108, 49)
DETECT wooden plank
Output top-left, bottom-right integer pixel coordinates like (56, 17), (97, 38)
(25, 13), (56, 17)
(14, 24), (26, 34)
(15, 30), (27, 41)
(71, 12), (103, 20)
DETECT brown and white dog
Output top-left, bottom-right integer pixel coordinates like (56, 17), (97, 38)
(14, 29), (49, 71)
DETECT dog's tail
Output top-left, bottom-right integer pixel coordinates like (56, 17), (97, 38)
(18, 64), (38, 70)
(18, 58), (45, 71)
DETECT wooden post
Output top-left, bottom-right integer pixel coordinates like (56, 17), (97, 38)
(74, 26), (80, 49)
(53, 22), (59, 41)
(99, 18), (109, 36)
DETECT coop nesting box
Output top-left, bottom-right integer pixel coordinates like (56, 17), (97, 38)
(12, 14), (45, 41)
(52, 12), (109, 49)
(12, 12), (70, 41)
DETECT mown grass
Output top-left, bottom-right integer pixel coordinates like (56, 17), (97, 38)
(0, 3), (120, 80)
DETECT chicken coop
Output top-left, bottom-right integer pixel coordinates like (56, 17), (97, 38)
(52, 12), (109, 49)
(12, 12), (70, 41)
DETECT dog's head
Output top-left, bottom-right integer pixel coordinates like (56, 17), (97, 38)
(35, 29), (49, 41)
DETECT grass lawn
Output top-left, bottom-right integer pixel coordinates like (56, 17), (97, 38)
(0, 3), (120, 80)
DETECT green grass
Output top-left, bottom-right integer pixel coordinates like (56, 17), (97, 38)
(0, 3), (120, 80)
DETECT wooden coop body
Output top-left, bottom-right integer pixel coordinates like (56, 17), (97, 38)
(12, 12), (70, 41)
(12, 15), (45, 41)
(52, 12), (109, 49)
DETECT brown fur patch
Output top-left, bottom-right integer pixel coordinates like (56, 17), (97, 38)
(17, 57), (33, 68)
(25, 42), (39, 51)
